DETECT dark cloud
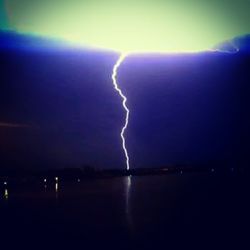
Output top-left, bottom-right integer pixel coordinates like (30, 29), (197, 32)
(0, 31), (250, 170)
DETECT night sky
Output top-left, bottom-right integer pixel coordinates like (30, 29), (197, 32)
(1, 31), (250, 170)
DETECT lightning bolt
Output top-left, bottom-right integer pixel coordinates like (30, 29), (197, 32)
(110, 45), (239, 171)
(112, 53), (130, 170)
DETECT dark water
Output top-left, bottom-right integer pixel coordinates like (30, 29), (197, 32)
(0, 172), (249, 249)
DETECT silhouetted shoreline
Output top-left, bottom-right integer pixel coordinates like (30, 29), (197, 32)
(0, 164), (246, 187)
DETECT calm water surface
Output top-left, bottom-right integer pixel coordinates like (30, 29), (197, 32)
(0, 173), (249, 249)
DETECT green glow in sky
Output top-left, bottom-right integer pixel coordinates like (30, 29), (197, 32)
(2, 0), (250, 52)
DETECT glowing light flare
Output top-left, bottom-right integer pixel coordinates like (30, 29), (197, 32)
(112, 53), (130, 170)
(5, 0), (250, 53)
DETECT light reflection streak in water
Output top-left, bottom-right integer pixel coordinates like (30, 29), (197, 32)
(125, 175), (133, 232)
(4, 188), (8, 200)
(55, 182), (58, 199)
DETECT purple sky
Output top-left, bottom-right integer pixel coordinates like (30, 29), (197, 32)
(1, 31), (250, 170)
